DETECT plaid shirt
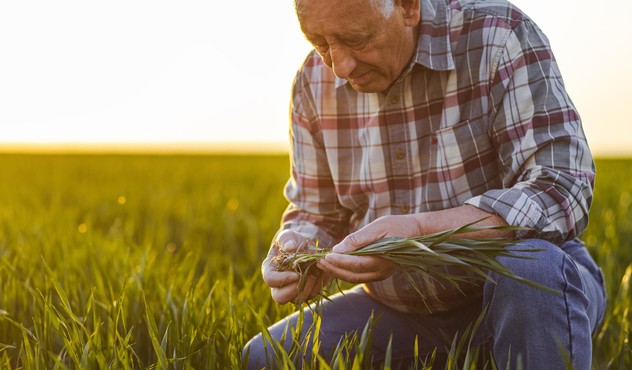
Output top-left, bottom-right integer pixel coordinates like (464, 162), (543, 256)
(280, 0), (595, 313)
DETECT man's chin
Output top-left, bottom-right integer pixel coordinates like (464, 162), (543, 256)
(349, 80), (389, 94)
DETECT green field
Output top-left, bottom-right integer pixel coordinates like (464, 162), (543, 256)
(0, 154), (629, 369)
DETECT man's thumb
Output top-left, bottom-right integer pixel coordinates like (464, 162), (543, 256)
(332, 231), (370, 253)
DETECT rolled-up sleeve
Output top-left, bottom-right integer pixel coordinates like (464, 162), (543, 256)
(278, 66), (351, 248)
(464, 19), (595, 243)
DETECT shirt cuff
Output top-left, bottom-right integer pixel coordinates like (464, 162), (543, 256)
(464, 189), (552, 240)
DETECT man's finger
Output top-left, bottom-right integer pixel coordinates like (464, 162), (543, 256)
(318, 259), (387, 283)
(295, 275), (318, 304)
(332, 232), (361, 253)
(263, 269), (300, 288)
(275, 230), (313, 252)
(271, 284), (300, 305)
(321, 253), (381, 272)
(318, 257), (393, 283)
(333, 225), (385, 253)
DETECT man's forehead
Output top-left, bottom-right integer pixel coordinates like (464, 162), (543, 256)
(296, 0), (374, 15)
(297, 0), (384, 32)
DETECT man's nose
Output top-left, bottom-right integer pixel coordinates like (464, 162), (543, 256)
(329, 47), (356, 80)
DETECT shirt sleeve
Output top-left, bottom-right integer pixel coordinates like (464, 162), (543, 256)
(278, 62), (352, 248)
(464, 18), (595, 243)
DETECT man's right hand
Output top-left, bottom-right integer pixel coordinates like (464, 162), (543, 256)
(262, 230), (331, 305)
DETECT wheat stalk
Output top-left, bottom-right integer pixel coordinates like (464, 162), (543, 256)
(272, 221), (560, 305)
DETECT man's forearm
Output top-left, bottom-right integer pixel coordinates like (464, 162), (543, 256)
(412, 205), (512, 239)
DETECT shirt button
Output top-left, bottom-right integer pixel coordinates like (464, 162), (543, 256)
(400, 204), (410, 213)
(396, 149), (405, 160)
(389, 95), (400, 104)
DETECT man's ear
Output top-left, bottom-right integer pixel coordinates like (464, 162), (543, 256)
(399, 0), (421, 26)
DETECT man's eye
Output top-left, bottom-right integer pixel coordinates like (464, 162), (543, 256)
(346, 40), (364, 47)
(342, 36), (368, 49)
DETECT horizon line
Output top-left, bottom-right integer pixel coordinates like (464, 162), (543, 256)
(0, 141), (630, 158)
(0, 141), (291, 155)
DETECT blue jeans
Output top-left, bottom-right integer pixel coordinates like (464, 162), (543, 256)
(243, 239), (606, 369)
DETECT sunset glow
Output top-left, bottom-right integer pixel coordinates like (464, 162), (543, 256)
(1, 0), (630, 155)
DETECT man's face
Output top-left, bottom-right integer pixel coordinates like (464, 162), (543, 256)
(297, 0), (419, 93)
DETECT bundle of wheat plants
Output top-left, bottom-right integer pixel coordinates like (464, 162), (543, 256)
(273, 222), (559, 306)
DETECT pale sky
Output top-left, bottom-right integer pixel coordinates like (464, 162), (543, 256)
(1, 0), (630, 155)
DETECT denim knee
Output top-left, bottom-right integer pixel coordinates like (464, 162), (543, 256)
(494, 239), (570, 285)
(481, 238), (595, 369)
(483, 239), (583, 307)
(242, 333), (268, 370)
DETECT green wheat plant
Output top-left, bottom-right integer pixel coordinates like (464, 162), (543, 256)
(273, 221), (560, 307)
(0, 155), (629, 368)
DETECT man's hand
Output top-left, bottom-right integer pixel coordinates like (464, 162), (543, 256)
(262, 230), (332, 305)
(316, 214), (421, 283)
(316, 206), (510, 284)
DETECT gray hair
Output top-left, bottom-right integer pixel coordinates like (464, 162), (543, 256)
(294, 0), (396, 19)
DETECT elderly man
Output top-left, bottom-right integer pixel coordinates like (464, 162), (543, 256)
(243, 0), (606, 368)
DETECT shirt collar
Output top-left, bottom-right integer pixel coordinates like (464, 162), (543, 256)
(414, 0), (455, 71)
(334, 0), (455, 89)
